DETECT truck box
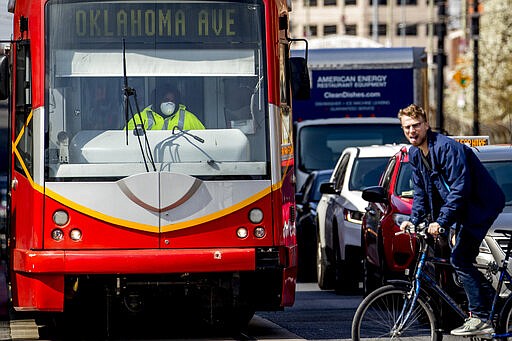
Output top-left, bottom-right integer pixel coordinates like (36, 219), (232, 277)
(292, 47), (427, 190)
(292, 47), (428, 121)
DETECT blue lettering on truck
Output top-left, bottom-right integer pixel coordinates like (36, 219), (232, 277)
(293, 68), (414, 121)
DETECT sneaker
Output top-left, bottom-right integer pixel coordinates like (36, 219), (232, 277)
(450, 317), (494, 336)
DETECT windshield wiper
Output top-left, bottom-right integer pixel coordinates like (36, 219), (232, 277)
(167, 127), (219, 167)
(122, 38), (156, 172)
(172, 126), (205, 143)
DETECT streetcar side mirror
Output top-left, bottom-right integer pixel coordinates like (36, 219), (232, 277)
(290, 57), (310, 100)
(0, 55), (8, 100)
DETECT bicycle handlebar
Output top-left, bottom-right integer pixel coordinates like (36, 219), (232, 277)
(395, 223), (445, 236)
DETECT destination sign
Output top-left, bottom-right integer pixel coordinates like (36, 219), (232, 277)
(48, 2), (261, 45)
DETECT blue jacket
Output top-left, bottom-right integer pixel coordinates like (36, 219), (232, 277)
(409, 130), (505, 240)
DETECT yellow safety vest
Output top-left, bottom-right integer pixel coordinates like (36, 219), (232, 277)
(164, 104), (205, 130)
(125, 106), (164, 130)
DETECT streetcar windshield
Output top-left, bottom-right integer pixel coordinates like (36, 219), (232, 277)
(45, 0), (268, 180)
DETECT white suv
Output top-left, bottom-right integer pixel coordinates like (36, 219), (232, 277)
(316, 144), (404, 292)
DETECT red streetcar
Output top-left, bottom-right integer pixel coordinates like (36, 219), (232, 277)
(0, 0), (309, 331)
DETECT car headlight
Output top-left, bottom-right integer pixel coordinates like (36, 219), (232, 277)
(344, 208), (364, 224)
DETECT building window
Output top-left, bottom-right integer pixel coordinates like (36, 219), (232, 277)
(345, 0), (356, 4)
(304, 25), (318, 36)
(304, 0), (317, 6)
(369, 0), (387, 5)
(324, 0), (337, 5)
(345, 24), (357, 35)
(396, 23), (418, 36)
(396, 0), (417, 4)
(323, 25), (337, 35)
(368, 24), (387, 36)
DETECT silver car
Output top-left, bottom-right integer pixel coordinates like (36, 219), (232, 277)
(474, 145), (512, 296)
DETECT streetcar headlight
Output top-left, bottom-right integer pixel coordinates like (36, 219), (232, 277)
(253, 226), (266, 238)
(69, 229), (82, 241)
(51, 228), (64, 241)
(53, 210), (69, 226)
(236, 227), (248, 239)
(248, 208), (263, 224)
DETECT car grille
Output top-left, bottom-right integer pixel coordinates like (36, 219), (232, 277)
(488, 233), (512, 294)
(496, 235), (511, 255)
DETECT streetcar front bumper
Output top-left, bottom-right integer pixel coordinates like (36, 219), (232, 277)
(11, 246), (296, 312)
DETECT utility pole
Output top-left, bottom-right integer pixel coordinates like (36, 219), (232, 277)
(436, 1), (446, 133)
(400, 0), (406, 45)
(372, 0), (378, 42)
(471, 0), (480, 135)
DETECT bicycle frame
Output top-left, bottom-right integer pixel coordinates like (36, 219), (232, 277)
(393, 228), (512, 338)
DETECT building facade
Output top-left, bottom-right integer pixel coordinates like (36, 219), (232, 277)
(289, 0), (458, 50)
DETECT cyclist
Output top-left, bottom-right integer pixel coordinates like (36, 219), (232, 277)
(398, 104), (505, 336)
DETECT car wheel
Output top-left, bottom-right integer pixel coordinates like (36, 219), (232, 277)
(316, 237), (334, 290)
(362, 257), (381, 297)
(335, 246), (361, 294)
(331, 222), (359, 294)
(377, 231), (395, 286)
(297, 222), (317, 283)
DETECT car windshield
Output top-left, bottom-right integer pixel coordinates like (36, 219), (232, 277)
(396, 162), (413, 198)
(395, 159), (512, 204)
(349, 157), (391, 191)
(484, 160), (512, 206)
(298, 124), (407, 172)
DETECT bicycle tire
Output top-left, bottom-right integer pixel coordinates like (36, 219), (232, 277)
(352, 284), (442, 341)
(497, 295), (512, 340)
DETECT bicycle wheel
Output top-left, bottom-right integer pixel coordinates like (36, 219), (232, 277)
(352, 284), (441, 341)
(497, 296), (512, 340)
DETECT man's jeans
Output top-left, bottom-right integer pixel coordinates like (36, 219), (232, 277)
(451, 228), (495, 319)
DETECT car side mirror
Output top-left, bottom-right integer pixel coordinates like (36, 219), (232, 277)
(319, 182), (338, 195)
(362, 186), (388, 204)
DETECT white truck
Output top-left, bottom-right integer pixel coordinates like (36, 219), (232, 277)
(292, 48), (427, 289)
(293, 47), (428, 190)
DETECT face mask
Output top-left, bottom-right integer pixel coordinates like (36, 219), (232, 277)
(160, 102), (176, 116)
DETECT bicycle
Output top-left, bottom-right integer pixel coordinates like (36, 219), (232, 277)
(351, 222), (512, 341)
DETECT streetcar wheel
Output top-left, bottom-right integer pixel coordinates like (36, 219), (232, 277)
(351, 284), (441, 341)
(229, 307), (255, 330)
